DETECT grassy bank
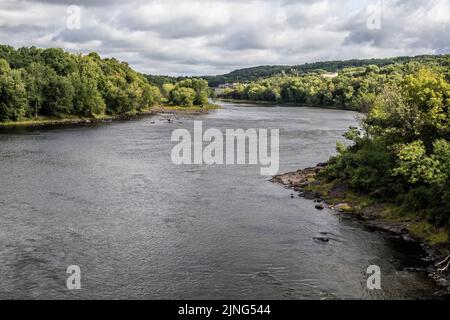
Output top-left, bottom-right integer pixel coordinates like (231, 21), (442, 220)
(0, 103), (221, 128)
(288, 168), (449, 250)
(0, 116), (108, 128)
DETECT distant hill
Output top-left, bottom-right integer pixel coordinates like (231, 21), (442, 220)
(201, 55), (441, 87)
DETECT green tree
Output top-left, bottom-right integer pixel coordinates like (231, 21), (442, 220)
(41, 48), (76, 76)
(0, 66), (28, 121)
(170, 87), (196, 106)
(0, 58), (11, 74)
(23, 62), (55, 118)
(71, 73), (105, 116)
(173, 78), (209, 106)
(41, 75), (75, 116)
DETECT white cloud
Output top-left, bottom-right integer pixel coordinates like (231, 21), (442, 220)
(0, 0), (448, 75)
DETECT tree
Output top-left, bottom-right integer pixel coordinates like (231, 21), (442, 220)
(142, 83), (161, 108)
(322, 66), (450, 229)
(170, 87), (196, 106)
(394, 139), (450, 186)
(0, 58), (11, 74)
(23, 62), (54, 118)
(162, 83), (175, 99)
(41, 48), (76, 76)
(0, 67), (28, 121)
(0, 46), (167, 120)
(100, 77), (130, 115)
(71, 73), (105, 116)
(173, 78), (209, 106)
(41, 75), (75, 116)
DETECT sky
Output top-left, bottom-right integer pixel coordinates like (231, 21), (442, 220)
(0, 0), (449, 76)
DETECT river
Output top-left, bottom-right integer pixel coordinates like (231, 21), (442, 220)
(0, 101), (438, 299)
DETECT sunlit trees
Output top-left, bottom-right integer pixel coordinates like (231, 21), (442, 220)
(24, 62), (54, 118)
(161, 83), (175, 100)
(101, 76), (131, 115)
(71, 73), (105, 116)
(0, 46), (171, 120)
(41, 48), (76, 76)
(142, 83), (162, 109)
(323, 67), (450, 229)
(167, 78), (210, 106)
(0, 58), (10, 74)
(0, 60), (28, 121)
(170, 87), (196, 107)
(218, 56), (450, 113)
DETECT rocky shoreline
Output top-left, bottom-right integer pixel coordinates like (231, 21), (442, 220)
(271, 164), (450, 296)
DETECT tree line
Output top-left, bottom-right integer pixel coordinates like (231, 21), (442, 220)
(217, 54), (450, 232)
(0, 45), (210, 122)
(203, 55), (438, 87)
(218, 55), (450, 112)
(321, 65), (450, 232)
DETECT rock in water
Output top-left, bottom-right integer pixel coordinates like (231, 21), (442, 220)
(313, 237), (330, 243)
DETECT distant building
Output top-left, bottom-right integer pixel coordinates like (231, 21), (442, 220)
(321, 72), (339, 79)
(217, 83), (239, 89)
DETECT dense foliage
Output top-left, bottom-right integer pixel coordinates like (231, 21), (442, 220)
(145, 74), (186, 87)
(217, 54), (450, 232)
(322, 65), (450, 230)
(218, 55), (450, 112)
(0, 45), (210, 122)
(203, 56), (435, 87)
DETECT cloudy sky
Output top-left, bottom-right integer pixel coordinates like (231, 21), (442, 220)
(0, 0), (449, 76)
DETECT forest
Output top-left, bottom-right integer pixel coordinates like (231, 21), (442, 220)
(320, 65), (450, 235)
(0, 45), (210, 122)
(203, 56), (436, 87)
(218, 55), (450, 112)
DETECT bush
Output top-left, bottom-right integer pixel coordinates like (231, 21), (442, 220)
(170, 87), (196, 107)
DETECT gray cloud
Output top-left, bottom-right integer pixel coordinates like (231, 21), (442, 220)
(0, 0), (448, 75)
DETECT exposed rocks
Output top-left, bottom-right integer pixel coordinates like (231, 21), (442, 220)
(333, 203), (353, 213)
(271, 163), (450, 295)
(303, 191), (319, 200)
(313, 237), (330, 243)
(271, 166), (323, 187)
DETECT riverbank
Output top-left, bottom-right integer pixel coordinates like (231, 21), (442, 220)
(271, 164), (450, 295)
(214, 98), (354, 111)
(0, 103), (220, 129)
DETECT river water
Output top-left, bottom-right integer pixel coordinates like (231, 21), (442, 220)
(0, 101), (438, 299)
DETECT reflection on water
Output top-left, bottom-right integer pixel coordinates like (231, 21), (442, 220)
(0, 102), (438, 299)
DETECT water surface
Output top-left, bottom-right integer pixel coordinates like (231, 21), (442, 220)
(0, 102), (437, 299)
